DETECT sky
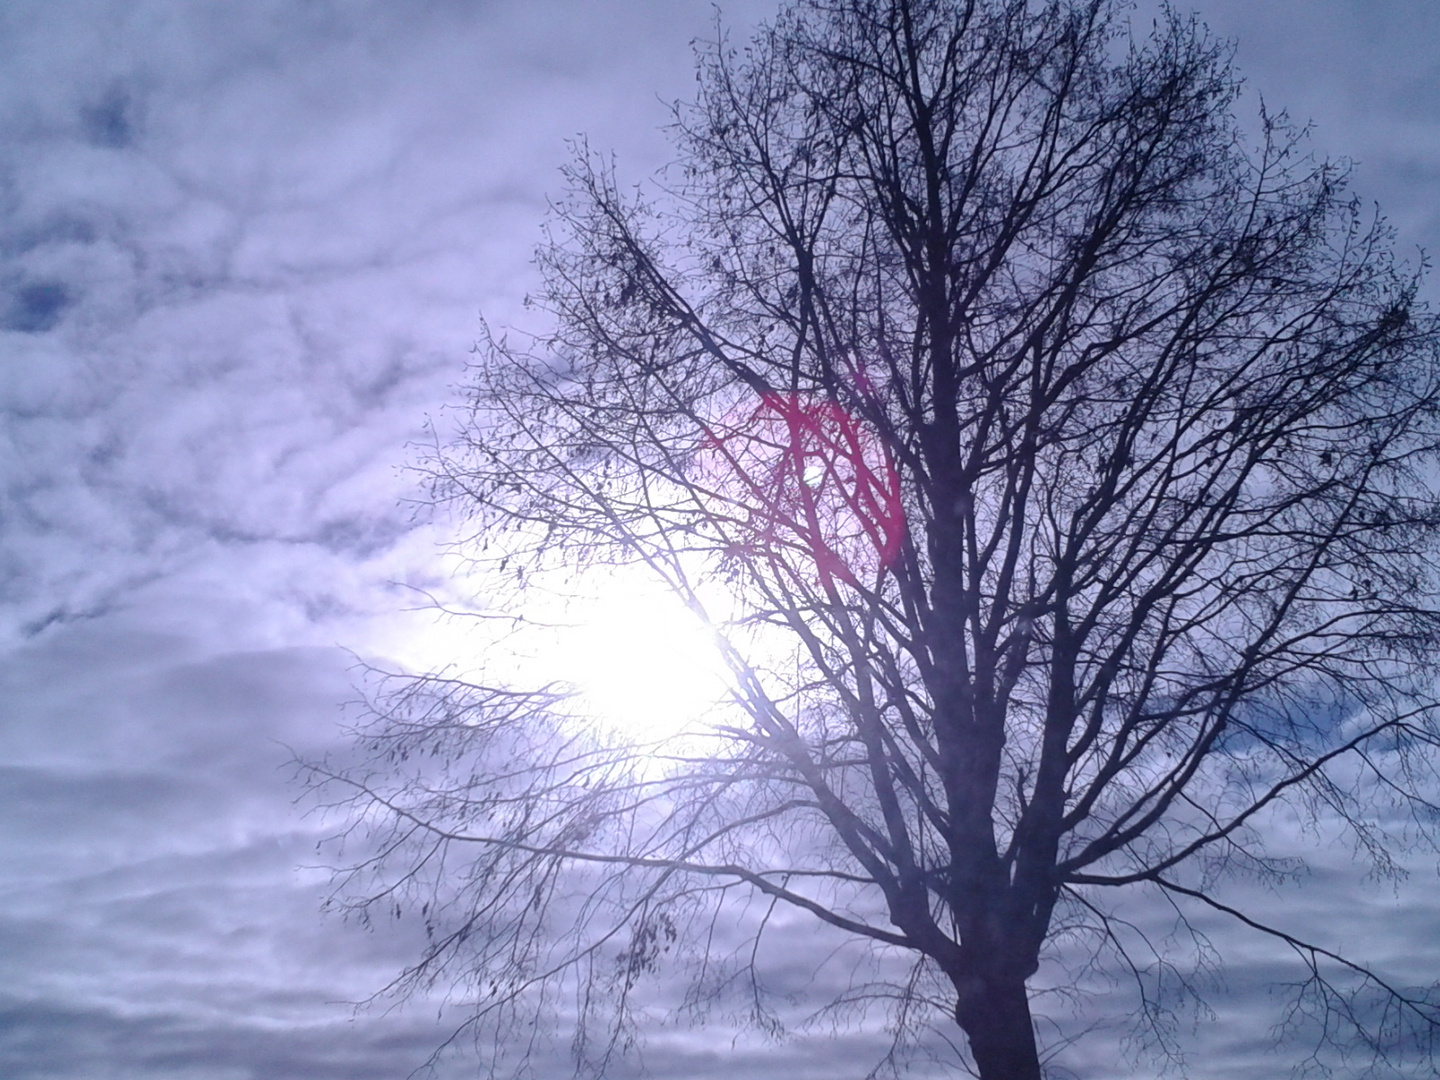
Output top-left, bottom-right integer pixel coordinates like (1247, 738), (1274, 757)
(1, 1), (1438, 1078)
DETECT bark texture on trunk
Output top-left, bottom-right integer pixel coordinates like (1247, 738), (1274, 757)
(954, 976), (1042, 1080)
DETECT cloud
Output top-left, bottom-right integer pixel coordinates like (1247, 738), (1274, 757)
(0, 995), (469, 1080)
(1149, 0), (1440, 287)
(0, 1), (1437, 1077)
(0, 0), (765, 648)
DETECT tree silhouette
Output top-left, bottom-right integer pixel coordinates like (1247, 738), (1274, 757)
(310, 2), (1440, 1076)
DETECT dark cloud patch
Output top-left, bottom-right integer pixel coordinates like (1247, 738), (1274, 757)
(0, 214), (99, 257)
(147, 643), (362, 758)
(3, 280), (70, 332)
(16, 602), (110, 639)
(0, 994), (470, 1080)
(312, 514), (408, 558)
(0, 764), (207, 842)
(80, 84), (141, 149)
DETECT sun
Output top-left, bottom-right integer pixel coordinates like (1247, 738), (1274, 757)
(371, 550), (734, 745)
(554, 567), (732, 742)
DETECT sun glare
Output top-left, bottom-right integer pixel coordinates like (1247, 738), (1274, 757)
(375, 550), (735, 746)
(556, 569), (732, 742)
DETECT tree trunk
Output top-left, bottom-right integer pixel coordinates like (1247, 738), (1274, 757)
(954, 975), (1042, 1080)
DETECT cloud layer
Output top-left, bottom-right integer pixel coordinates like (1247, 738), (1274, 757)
(1, 2), (1437, 1078)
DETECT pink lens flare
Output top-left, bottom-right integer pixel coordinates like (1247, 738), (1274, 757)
(698, 392), (906, 592)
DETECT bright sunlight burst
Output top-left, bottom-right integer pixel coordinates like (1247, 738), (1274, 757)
(377, 552), (734, 745)
(554, 568), (732, 741)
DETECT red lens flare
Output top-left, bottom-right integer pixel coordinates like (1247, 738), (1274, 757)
(699, 392), (905, 592)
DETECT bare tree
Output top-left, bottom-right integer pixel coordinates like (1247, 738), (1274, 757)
(308, 1), (1440, 1077)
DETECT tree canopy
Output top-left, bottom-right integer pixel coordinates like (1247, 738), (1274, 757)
(311, 2), (1440, 1076)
